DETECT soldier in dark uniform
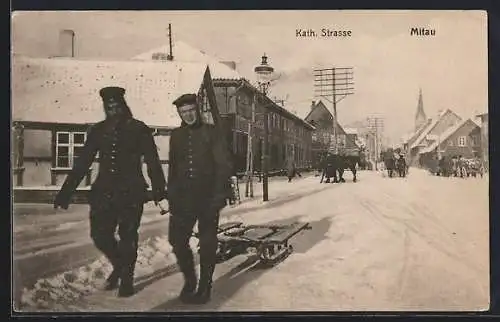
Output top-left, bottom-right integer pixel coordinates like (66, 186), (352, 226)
(53, 87), (166, 297)
(166, 93), (232, 304)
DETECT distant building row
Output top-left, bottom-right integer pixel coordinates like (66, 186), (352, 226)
(11, 38), (316, 197)
(401, 89), (488, 172)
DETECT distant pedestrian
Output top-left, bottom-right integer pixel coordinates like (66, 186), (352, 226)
(54, 87), (167, 297)
(285, 155), (301, 182)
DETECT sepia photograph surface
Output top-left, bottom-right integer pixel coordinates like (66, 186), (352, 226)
(11, 10), (489, 312)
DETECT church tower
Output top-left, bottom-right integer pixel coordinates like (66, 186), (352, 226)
(415, 88), (427, 131)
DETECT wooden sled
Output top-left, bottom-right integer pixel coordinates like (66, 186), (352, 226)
(192, 221), (312, 267)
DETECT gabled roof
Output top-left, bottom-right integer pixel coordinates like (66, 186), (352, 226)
(405, 118), (432, 146)
(132, 40), (241, 81)
(304, 100), (331, 122)
(419, 118), (480, 154)
(409, 109), (462, 150)
(305, 100), (349, 132)
(12, 56), (211, 128)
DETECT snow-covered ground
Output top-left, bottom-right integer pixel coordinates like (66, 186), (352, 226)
(14, 174), (325, 310)
(15, 169), (490, 312)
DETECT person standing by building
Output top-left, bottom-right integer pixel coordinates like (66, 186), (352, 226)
(285, 153), (301, 182)
(53, 87), (167, 297)
(166, 93), (232, 304)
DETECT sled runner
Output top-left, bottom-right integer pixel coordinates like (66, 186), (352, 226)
(192, 221), (312, 267)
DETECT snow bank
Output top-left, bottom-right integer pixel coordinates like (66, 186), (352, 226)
(18, 214), (244, 311)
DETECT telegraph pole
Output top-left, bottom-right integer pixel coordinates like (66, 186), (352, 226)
(245, 92), (256, 198)
(367, 116), (384, 170)
(313, 67), (354, 154)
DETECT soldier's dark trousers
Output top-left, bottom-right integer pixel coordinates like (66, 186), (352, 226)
(168, 210), (220, 288)
(89, 200), (144, 282)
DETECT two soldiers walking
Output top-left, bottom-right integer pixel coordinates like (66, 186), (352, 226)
(54, 88), (231, 304)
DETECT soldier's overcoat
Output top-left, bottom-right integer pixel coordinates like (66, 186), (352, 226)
(166, 123), (232, 214)
(57, 118), (166, 206)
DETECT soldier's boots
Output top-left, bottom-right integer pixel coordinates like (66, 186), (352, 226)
(185, 280), (212, 305)
(179, 274), (198, 303)
(117, 267), (135, 298)
(103, 268), (121, 291)
(177, 254), (198, 303)
(185, 261), (215, 305)
(118, 277), (135, 297)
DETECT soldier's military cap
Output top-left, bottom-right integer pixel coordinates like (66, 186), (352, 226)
(99, 86), (126, 100)
(172, 93), (198, 107)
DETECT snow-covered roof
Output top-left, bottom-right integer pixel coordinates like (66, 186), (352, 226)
(132, 40), (242, 80)
(409, 109), (461, 150)
(12, 56), (211, 128)
(419, 118), (480, 154)
(344, 128), (358, 135)
(405, 118), (432, 147)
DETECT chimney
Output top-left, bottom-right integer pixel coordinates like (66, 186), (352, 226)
(58, 29), (75, 58)
(311, 100), (316, 110)
(167, 23), (174, 61)
(220, 61), (237, 70)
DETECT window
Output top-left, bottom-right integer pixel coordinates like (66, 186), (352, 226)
(458, 136), (466, 147)
(448, 140), (453, 146)
(56, 131), (87, 168)
(337, 134), (346, 147)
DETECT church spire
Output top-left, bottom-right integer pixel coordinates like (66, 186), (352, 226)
(415, 88), (427, 131)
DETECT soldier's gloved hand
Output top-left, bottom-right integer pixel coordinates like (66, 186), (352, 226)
(158, 199), (169, 210)
(152, 189), (168, 205)
(53, 193), (70, 210)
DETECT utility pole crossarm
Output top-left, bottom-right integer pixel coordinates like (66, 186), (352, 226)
(313, 66), (355, 154)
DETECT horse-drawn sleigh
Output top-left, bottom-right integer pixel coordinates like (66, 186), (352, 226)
(319, 147), (365, 183)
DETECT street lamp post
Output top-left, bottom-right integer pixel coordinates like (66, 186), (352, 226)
(254, 54), (274, 202)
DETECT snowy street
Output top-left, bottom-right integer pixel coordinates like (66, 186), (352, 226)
(16, 169), (489, 312)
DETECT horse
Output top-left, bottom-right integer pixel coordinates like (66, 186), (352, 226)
(320, 151), (361, 183)
(339, 154), (361, 182)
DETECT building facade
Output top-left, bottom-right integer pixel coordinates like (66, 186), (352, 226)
(11, 55), (227, 202)
(418, 118), (481, 169)
(407, 109), (462, 167)
(213, 79), (314, 175)
(133, 41), (315, 175)
(304, 100), (358, 168)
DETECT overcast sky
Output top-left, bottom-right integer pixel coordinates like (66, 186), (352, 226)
(12, 10), (488, 143)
